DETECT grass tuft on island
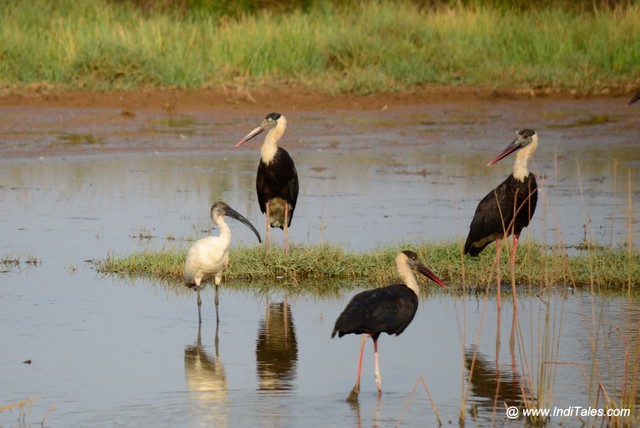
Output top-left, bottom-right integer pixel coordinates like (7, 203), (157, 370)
(95, 241), (639, 294)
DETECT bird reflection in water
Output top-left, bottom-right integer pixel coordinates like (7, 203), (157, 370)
(256, 300), (298, 392)
(464, 347), (526, 419)
(184, 323), (228, 425)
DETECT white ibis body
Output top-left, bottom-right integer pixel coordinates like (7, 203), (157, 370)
(331, 250), (447, 401)
(235, 113), (299, 254)
(629, 92), (640, 106)
(184, 201), (261, 324)
(464, 129), (539, 265)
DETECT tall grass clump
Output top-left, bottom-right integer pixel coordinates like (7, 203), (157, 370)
(1, 0), (639, 93)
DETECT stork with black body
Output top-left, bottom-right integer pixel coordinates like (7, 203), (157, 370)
(184, 202), (261, 324)
(331, 250), (447, 402)
(235, 113), (299, 254)
(464, 129), (539, 260)
(464, 129), (539, 306)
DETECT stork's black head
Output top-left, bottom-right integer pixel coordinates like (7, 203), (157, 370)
(265, 112), (282, 121)
(519, 129), (536, 139)
(401, 250), (419, 261)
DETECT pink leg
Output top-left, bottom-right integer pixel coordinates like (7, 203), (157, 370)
(284, 203), (290, 254)
(373, 338), (382, 396)
(265, 201), (271, 254)
(356, 335), (366, 389)
(347, 335), (367, 402)
(510, 234), (519, 267)
(510, 234), (519, 310)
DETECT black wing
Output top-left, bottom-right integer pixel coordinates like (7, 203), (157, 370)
(332, 285), (418, 340)
(256, 147), (299, 224)
(464, 174), (537, 256)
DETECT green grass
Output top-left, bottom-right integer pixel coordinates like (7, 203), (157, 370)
(1, 0), (639, 94)
(94, 241), (640, 293)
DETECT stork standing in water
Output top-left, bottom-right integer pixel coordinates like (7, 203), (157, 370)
(235, 113), (299, 254)
(629, 92), (640, 105)
(464, 129), (539, 306)
(332, 250), (447, 402)
(184, 202), (261, 324)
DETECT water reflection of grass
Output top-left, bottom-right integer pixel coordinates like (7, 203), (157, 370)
(94, 241), (639, 292)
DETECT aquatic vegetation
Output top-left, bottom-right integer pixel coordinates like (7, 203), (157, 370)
(94, 241), (640, 292)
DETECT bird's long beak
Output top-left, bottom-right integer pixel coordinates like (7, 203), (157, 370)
(225, 207), (262, 243)
(235, 124), (265, 147)
(628, 92), (640, 106)
(487, 138), (523, 166)
(417, 263), (447, 288)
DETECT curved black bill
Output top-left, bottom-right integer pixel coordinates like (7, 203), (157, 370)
(225, 206), (262, 243)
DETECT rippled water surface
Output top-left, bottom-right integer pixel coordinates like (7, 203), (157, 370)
(1, 97), (638, 427)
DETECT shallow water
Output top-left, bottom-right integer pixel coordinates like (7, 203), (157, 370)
(1, 98), (639, 427)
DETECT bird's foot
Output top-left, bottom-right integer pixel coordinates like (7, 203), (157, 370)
(346, 385), (360, 403)
(375, 372), (382, 394)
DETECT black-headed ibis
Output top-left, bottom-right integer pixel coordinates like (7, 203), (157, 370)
(235, 113), (299, 254)
(184, 201), (261, 324)
(331, 250), (446, 401)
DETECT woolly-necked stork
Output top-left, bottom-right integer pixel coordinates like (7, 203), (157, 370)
(331, 250), (447, 401)
(235, 113), (299, 254)
(464, 129), (539, 266)
(184, 201), (261, 324)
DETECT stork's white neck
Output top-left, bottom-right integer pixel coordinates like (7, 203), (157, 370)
(513, 135), (538, 181)
(261, 116), (287, 164)
(396, 253), (419, 295)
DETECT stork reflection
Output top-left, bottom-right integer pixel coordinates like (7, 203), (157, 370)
(256, 299), (298, 391)
(184, 323), (228, 425)
(465, 348), (525, 416)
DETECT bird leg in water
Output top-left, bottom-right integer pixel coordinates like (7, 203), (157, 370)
(284, 203), (290, 254)
(373, 338), (382, 396)
(347, 335), (368, 402)
(196, 287), (203, 325)
(214, 284), (220, 324)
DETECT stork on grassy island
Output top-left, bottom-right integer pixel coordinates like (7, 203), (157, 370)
(331, 250), (447, 402)
(464, 129), (539, 261)
(184, 202), (261, 324)
(464, 129), (539, 306)
(235, 113), (299, 255)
